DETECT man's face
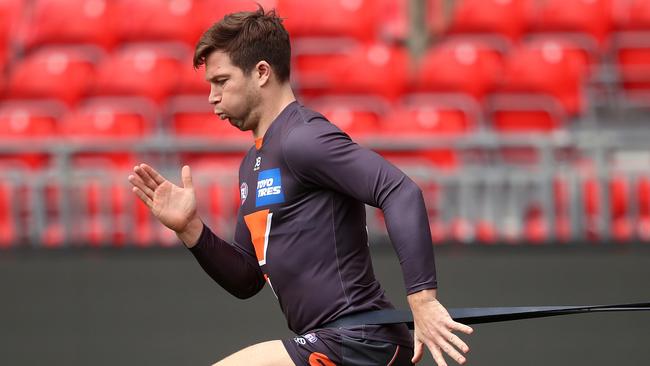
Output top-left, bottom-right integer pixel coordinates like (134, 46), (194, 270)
(205, 51), (261, 132)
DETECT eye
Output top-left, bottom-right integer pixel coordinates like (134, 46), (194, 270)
(216, 78), (227, 86)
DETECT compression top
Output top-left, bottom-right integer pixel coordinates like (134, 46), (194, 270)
(188, 101), (437, 346)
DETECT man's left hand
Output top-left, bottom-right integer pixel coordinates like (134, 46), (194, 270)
(408, 289), (473, 365)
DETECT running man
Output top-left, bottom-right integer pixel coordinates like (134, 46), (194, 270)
(128, 7), (472, 366)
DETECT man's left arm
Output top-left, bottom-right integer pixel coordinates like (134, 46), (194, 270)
(283, 119), (472, 365)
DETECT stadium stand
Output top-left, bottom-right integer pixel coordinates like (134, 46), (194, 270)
(2, 0), (650, 246)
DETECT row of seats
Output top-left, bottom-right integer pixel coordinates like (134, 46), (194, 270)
(3, 170), (650, 247)
(0, 35), (641, 119)
(2, 0), (650, 53)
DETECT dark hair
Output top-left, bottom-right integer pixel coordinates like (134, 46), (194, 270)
(193, 6), (291, 83)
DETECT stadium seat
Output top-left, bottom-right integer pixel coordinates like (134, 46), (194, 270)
(60, 98), (155, 168)
(92, 44), (186, 103)
(293, 41), (409, 100)
(277, 0), (382, 41)
(377, 0), (445, 42)
(613, 32), (650, 100)
(167, 95), (250, 142)
(0, 101), (64, 169)
(614, 0), (650, 30)
(493, 39), (591, 117)
(23, 0), (117, 50)
(307, 95), (390, 141)
(531, 0), (614, 45)
(177, 56), (210, 95)
(6, 46), (102, 106)
(0, 0), (24, 63)
(583, 175), (630, 241)
(113, 0), (208, 46)
(447, 0), (535, 41)
(209, 0), (279, 27)
(0, 182), (15, 248)
(378, 94), (479, 169)
(413, 38), (505, 101)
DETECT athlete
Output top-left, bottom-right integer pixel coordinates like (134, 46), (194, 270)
(128, 7), (472, 366)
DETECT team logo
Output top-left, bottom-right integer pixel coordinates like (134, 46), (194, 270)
(240, 182), (248, 205)
(255, 168), (285, 207)
(253, 156), (261, 171)
(304, 333), (318, 343)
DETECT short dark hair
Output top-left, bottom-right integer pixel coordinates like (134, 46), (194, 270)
(193, 6), (291, 83)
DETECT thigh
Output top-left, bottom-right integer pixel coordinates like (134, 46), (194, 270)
(213, 340), (296, 366)
(283, 329), (414, 366)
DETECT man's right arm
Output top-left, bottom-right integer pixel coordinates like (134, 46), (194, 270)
(181, 218), (266, 299)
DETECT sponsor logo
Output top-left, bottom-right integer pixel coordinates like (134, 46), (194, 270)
(293, 337), (306, 345)
(304, 333), (318, 343)
(240, 182), (248, 205)
(254, 156), (261, 171)
(255, 168), (285, 207)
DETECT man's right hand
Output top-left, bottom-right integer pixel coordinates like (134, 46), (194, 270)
(128, 163), (203, 247)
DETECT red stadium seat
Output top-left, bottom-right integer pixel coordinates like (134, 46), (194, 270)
(23, 0), (117, 50)
(60, 98), (155, 168)
(613, 32), (650, 100)
(0, 101), (64, 169)
(92, 44), (186, 103)
(207, 0), (279, 29)
(614, 0), (650, 30)
(378, 0), (445, 42)
(531, 0), (614, 45)
(495, 39), (591, 116)
(168, 95), (250, 142)
(294, 42), (409, 100)
(307, 95), (390, 141)
(6, 46), (101, 105)
(413, 38), (505, 101)
(583, 175), (630, 241)
(177, 56), (210, 95)
(277, 0), (382, 41)
(113, 0), (207, 45)
(0, 0), (24, 64)
(378, 94), (479, 169)
(447, 0), (535, 41)
(0, 182), (15, 248)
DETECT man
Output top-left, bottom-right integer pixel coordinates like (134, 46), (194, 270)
(128, 7), (472, 366)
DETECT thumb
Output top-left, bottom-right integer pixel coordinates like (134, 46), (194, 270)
(181, 165), (193, 189)
(412, 333), (424, 364)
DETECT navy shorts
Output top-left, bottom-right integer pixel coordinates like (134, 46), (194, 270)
(282, 328), (414, 366)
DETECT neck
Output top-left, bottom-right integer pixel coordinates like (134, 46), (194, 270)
(252, 84), (296, 139)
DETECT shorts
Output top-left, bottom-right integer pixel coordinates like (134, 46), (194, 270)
(282, 327), (414, 366)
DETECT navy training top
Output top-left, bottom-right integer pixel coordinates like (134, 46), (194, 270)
(188, 101), (437, 346)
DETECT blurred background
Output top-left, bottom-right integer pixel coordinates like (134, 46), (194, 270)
(0, 0), (649, 365)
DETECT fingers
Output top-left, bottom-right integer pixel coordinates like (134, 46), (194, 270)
(132, 186), (153, 208)
(141, 163), (166, 185)
(181, 165), (193, 189)
(441, 328), (470, 354)
(427, 341), (447, 366)
(435, 338), (466, 365)
(449, 321), (474, 335)
(412, 336), (424, 364)
(128, 173), (155, 200)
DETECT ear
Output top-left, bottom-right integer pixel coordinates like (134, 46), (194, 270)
(255, 61), (272, 87)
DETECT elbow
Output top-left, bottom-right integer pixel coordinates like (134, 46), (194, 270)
(228, 277), (265, 299)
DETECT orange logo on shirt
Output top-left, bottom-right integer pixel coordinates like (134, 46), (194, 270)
(309, 352), (336, 366)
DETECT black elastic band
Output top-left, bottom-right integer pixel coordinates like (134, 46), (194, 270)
(321, 302), (650, 330)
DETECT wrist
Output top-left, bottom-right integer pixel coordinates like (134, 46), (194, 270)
(407, 288), (438, 306)
(176, 215), (203, 248)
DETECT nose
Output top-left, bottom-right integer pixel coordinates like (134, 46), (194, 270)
(208, 83), (221, 105)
